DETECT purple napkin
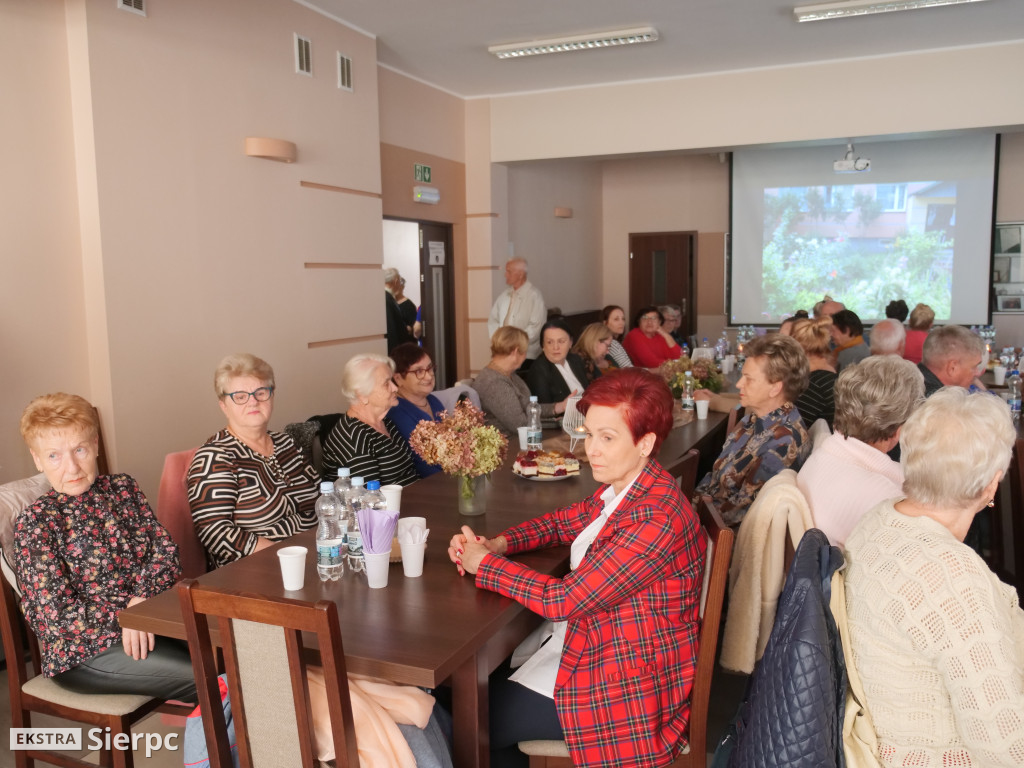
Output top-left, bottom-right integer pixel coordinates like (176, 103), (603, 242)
(356, 508), (400, 554)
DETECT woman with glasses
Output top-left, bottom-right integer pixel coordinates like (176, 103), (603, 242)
(622, 305), (682, 368)
(187, 353), (318, 569)
(388, 343), (444, 477)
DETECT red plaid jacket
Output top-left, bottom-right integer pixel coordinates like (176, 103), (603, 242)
(475, 460), (706, 767)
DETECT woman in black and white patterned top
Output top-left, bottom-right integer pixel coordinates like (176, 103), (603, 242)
(187, 353), (318, 569)
(321, 353), (419, 487)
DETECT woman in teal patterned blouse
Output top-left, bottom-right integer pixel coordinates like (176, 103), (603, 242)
(12, 393), (196, 700)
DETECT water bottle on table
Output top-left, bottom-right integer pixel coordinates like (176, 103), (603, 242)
(682, 371), (695, 412)
(333, 466), (352, 497)
(345, 476), (366, 570)
(1008, 370), (1022, 420)
(526, 396), (543, 450)
(315, 481), (345, 581)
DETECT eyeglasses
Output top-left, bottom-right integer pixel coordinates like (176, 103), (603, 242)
(405, 364), (435, 379)
(640, 314), (660, 322)
(222, 386), (274, 405)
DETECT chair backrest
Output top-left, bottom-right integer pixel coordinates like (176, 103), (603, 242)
(726, 403), (745, 434)
(178, 580), (358, 768)
(689, 494), (735, 763)
(432, 383), (481, 413)
(157, 448), (207, 578)
(0, 555), (37, 693)
(1003, 437), (1024, 595)
(665, 448), (701, 502)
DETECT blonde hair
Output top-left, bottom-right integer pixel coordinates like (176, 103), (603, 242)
(572, 322), (613, 361)
(490, 326), (528, 357)
(834, 356), (923, 444)
(341, 353), (394, 401)
(909, 303), (935, 331)
(901, 388), (1013, 508)
(214, 353), (275, 397)
(790, 317), (833, 358)
(745, 334), (810, 402)
(20, 393), (98, 447)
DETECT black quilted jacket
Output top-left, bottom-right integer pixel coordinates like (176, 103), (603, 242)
(724, 529), (847, 768)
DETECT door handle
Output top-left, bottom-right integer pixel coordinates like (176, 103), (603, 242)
(680, 298), (686, 314)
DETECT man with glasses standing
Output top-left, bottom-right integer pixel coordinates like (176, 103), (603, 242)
(488, 258), (547, 365)
(188, 353), (319, 568)
(384, 267), (416, 352)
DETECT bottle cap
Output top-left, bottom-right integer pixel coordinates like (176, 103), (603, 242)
(351, 476), (365, 487)
(320, 481), (334, 493)
(529, 395), (538, 402)
(365, 480), (381, 491)
(338, 467), (351, 478)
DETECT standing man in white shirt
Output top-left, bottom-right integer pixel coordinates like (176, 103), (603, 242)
(488, 258), (547, 362)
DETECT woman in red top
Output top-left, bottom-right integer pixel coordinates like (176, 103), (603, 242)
(622, 306), (683, 368)
(449, 369), (706, 768)
(903, 302), (934, 365)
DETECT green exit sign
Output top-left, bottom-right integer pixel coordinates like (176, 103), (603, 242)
(414, 163), (432, 183)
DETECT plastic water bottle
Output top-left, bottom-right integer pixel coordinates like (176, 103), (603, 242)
(333, 466), (352, 497)
(344, 476), (366, 566)
(1009, 370), (1022, 419)
(681, 343), (690, 358)
(363, 480), (388, 512)
(315, 481), (345, 581)
(682, 371), (696, 412)
(526, 396), (543, 450)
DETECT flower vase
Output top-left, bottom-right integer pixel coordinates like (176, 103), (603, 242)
(457, 473), (489, 516)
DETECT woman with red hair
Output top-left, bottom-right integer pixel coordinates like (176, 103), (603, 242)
(448, 369), (706, 768)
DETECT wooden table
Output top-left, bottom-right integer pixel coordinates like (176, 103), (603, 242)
(120, 411), (727, 768)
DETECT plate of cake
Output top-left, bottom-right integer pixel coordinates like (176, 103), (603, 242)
(513, 450), (581, 481)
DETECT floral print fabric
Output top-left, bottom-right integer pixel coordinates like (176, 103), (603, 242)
(12, 474), (181, 677)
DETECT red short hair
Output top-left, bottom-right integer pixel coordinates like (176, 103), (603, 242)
(579, 369), (674, 454)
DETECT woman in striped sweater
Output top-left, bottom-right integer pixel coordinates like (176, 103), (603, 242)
(187, 353), (319, 569)
(321, 353), (420, 488)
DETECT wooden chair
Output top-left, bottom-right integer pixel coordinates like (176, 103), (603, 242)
(0, 562), (167, 768)
(726, 403), (745, 434)
(665, 448), (701, 501)
(156, 448), (207, 579)
(1003, 437), (1024, 597)
(519, 494), (735, 768)
(178, 580), (359, 768)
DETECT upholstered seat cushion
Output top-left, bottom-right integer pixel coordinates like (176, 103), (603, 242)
(23, 675), (153, 716)
(0, 473), (50, 587)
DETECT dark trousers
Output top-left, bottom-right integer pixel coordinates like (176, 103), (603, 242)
(54, 639), (197, 703)
(490, 659), (564, 768)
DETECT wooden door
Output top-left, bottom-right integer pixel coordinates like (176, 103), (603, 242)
(628, 232), (696, 341)
(418, 222), (457, 387)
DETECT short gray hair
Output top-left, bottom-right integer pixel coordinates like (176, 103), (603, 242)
(341, 353), (394, 401)
(869, 319), (906, 355)
(506, 258), (528, 274)
(383, 267), (399, 284)
(834, 356), (923, 444)
(921, 325), (983, 367)
(214, 353), (275, 397)
(901, 387), (1014, 508)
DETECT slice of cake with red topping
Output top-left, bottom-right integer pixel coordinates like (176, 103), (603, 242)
(513, 451), (539, 477)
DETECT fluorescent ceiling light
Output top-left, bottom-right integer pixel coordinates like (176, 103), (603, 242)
(488, 27), (658, 59)
(794, 0), (990, 22)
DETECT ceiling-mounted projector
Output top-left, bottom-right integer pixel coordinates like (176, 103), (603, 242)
(834, 141), (870, 173)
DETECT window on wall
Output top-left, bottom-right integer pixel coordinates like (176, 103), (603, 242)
(876, 183), (908, 212)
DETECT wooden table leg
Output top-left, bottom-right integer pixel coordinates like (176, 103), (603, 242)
(452, 651), (489, 768)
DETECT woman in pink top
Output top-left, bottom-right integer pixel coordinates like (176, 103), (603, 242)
(796, 355), (924, 546)
(902, 302), (934, 365)
(622, 306), (682, 368)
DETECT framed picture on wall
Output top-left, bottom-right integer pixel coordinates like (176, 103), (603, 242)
(995, 222), (1023, 255)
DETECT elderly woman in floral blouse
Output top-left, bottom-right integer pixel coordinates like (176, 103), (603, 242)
(695, 335), (811, 526)
(12, 393), (195, 700)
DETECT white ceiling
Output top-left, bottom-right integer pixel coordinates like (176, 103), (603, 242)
(306, 0), (1024, 99)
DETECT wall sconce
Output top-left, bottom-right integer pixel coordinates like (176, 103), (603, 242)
(244, 137), (297, 163)
(554, 207), (573, 218)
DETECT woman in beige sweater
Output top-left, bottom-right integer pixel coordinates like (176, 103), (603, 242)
(844, 388), (1024, 767)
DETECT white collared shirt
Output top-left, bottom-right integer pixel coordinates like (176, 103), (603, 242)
(554, 359), (585, 397)
(508, 476), (638, 698)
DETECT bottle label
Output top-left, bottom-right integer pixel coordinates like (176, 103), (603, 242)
(1011, 398), (1022, 413)
(527, 428), (543, 446)
(346, 532), (363, 555)
(317, 541), (342, 566)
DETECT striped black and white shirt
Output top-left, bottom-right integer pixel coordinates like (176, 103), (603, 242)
(187, 430), (318, 568)
(607, 339), (634, 368)
(795, 369), (837, 431)
(321, 414), (419, 487)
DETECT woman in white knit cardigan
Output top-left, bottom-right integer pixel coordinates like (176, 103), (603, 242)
(844, 388), (1024, 768)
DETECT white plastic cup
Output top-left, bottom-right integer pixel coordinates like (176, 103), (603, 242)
(721, 356), (734, 374)
(381, 484), (403, 512)
(277, 546), (308, 591)
(400, 542), (426, 577)
(517, 426), (529, 452)
(364, 552), (391, 589)
(695, 399), (710, 420)
(994, 365), (1007, 386)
